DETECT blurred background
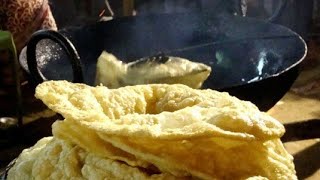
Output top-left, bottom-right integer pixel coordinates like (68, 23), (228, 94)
(50, 0), (315, 38)
(50, 0), (318, 62)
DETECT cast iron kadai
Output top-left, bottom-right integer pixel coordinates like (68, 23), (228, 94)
(20, 12), (307, 111)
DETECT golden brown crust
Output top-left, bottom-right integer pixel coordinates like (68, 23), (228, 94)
(8, 137), (179, 180)
(8, 81), (296, 179)
(35, 80), (285, 141)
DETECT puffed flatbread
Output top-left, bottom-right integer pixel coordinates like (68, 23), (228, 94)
(31, 81), (296, 179)
(35, 81), (284, 141)
(7, 137), (179, 180)
(95, 51), (211, 89)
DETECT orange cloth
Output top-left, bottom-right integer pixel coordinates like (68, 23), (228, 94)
(0, 0), (57, 51)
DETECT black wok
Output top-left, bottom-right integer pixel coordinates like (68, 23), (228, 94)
(20, 12), (307, 111)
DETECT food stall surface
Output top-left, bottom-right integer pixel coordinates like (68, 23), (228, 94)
(268, 57), (320, 180)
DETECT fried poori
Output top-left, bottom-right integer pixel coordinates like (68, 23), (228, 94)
(7, 81), (297, 180)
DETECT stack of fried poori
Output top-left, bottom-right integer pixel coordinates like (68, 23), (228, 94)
(7, 81), (297, 180)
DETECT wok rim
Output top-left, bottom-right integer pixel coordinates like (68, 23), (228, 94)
(214, 28), (307, 91)
(19, 14), (308, 90)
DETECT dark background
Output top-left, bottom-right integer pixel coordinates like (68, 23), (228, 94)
(50, 0), (315, 40)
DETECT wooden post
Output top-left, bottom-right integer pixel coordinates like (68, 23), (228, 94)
(123, 0), (134, 16)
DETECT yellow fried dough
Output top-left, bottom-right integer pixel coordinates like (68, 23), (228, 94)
(98, 135), (295, 179)
(8, 137), (180, 180)
(7, 81), (296, 180)
(52, 119), (150, 168)
(95, 51), (211, 89)
(35, 80), (284, 141)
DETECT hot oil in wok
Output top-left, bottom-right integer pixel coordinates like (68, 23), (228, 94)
(95, 51), (211, 89)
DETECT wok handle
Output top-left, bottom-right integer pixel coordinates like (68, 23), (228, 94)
(26, 30), (84, 85)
